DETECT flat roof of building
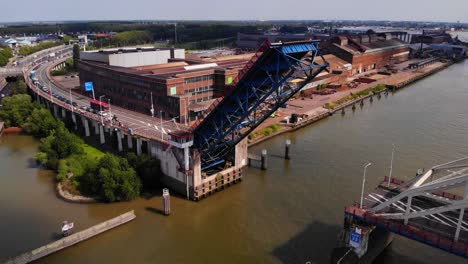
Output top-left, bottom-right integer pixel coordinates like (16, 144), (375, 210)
(81, 52), (253, 80)
(335, 38), (409, 55)
(82, 47), (180, 55)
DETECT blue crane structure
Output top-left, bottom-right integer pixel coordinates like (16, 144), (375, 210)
(192, 40), (329, 171)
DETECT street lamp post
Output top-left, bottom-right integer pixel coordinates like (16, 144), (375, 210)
(160, 110), (163, 140)
(150, 92), (154, 118)
(360, 162), (372, 209)
(108, 98), (112, 122)
(99, 95), (105, 125)
(387, 144), (395, 187)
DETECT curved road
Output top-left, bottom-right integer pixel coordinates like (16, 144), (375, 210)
(33, 58), (186, 142)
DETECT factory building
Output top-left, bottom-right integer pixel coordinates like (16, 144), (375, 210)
(236, 32), (328, 49)
(411, 30), (453, 44)
(78, 47), (252, 122)
(325, 33), (410, 76)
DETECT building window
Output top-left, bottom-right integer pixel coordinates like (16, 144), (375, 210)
(184, 75), (214, 84)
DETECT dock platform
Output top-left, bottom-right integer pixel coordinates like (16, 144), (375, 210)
(3, 210), (136, 264)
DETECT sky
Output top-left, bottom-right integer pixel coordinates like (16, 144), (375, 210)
(1, 0), (467, 23)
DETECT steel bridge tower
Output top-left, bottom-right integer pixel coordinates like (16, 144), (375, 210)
(192, 40), (328, 171)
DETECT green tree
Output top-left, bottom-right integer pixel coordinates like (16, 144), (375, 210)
(63, 35), (73, 45)
(36, 133), (59, 169)
(72, 44), (80, 69)
(0, 46), (13, 67)
(113, 30), (153, 46)
(34, 122), (83, 169)
(24, 107), (60, 137)
(52, 124), (83, 159)
(0, 94), (35, 127)
(126, 152), (161, 188)
(12, 78), (28, 95)
(79, 153), (141, 202)
(18, 41), (62, 56)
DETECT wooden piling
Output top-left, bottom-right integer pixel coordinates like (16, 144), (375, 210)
(285, 140), (291, 160)
(163, 188), (171, 216)
(261, 149), (268, 170)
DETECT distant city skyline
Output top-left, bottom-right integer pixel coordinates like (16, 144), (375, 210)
(1, 0), (467, 23)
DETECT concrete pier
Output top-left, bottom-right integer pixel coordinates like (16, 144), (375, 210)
(93, 120), (99, 135)
(99, 124), (105, 144)
(53, 104), (58, 118)
(81, 116), (90, 137)
(116, 130), (123, 152)
(4, 211), (136, 264)
(136, 138), (142, 155)
(127, 134), (133, 149)
(71, 112), (77, 130)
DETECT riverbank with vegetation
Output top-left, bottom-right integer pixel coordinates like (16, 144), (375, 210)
(0, 88), (161, 203)
(324, 84), (387, 110)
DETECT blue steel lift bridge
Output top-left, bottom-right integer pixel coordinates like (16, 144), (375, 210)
(193, 40), (329, 171)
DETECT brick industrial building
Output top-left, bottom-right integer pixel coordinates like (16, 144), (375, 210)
(78, 47), (253, 123)
(78, 33), (410, 122)
(325, 33), (410, 76)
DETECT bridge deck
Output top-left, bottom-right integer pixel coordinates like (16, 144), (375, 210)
(346, 177), (468, 258)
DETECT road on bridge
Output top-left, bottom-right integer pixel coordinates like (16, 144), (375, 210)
(33, 58), (187, 142)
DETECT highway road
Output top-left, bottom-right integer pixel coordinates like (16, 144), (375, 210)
(33, 58), (188, 142)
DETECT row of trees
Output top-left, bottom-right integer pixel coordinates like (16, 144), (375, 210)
(0, 46), (13, 67)
(18, 41), (62, 56)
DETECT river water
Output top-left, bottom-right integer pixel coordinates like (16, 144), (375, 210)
(1, 60), (468, 264)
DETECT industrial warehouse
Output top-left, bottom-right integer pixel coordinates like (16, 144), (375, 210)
(78, 47), (252, 122)
(78, 31), (413, 123)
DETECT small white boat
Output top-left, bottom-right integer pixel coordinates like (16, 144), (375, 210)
(61, 221), (74, 236)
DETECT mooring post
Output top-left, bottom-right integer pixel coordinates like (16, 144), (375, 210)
(261, 149), (268, 170)
(360, 99), (364, 106)
(341, 108), (345, 115)
(285, 139), (291, 160)
(370, 95), (373, 103)
(162, 188), (171, 216)
(352, 103), (356, 110)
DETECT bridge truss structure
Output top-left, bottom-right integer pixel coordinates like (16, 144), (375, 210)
(369, 157), (468, 243)
(193, 40), (328, 170)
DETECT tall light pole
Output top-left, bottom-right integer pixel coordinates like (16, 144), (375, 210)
(160, 110), (163, 140)
(69, 88), (73, 113)
(360, 162), (372, 209)
(150, 92), (154, 118)
(99, 95), (105, 125)
(108, 98), (112, 122)
(387, 144), (395, 187)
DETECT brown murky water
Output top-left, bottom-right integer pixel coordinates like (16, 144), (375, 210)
(1, 60), (467, 264)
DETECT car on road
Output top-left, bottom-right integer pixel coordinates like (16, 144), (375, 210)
(72, 102), (78, 107)
(80, 106), (87, 111)
(98, 111), (108, 117)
